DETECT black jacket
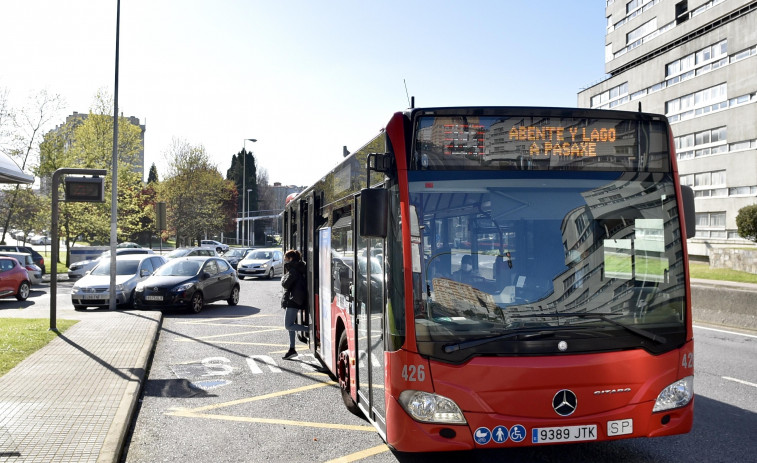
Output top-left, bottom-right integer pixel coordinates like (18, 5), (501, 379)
(281, 260), (307, 309)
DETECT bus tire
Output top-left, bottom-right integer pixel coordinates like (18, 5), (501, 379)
(337, 330), (361, 416)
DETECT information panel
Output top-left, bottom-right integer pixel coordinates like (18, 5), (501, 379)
(413, 114), (670, 172)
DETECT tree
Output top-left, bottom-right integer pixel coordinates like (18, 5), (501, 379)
(736, 204), (757, 242)
(0, 90), (63, 244)
(37, 90), (150, 263)
(160, 139), (236, 246)
(147, 162), (159, 183)
(226, 148), (258, 219)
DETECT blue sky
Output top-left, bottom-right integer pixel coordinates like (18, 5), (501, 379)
(0, 1), (608, 187)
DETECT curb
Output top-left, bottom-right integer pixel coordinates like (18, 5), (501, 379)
(98, 312), (163, 463)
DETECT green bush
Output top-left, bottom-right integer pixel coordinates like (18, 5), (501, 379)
(735, 204), (757, 242)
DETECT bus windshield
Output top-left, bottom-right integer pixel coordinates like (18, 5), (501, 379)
(409, 170), (687, 361)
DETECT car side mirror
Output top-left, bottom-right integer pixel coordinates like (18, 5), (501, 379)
(140, 269), (150, 277)
(202, 272), (211, 280)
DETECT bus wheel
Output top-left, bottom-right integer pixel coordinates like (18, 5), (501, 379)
(337, 330), (361, 416)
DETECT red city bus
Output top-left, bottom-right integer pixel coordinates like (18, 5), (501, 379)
(283, 107), (696, 452)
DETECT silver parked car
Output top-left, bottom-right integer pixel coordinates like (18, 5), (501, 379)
(68, 247), (155, 279)
(70, 254), (166, 310)
(236, 248), (284, 279)
(200, 240), (229, 254)
(165, 247), (217, 260)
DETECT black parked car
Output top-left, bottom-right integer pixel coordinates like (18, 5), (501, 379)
(0, 245), (45, 274)
(133, 256), (240, 313)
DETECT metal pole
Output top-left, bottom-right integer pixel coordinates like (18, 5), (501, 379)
(109, 0), (121, 310)
(242, 142), (246, 246)
(50, 168), (107, 331)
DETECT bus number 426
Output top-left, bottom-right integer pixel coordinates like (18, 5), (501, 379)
(402, 364), (426, 382)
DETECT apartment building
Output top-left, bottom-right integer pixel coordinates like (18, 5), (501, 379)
(578, 0), (757, 256)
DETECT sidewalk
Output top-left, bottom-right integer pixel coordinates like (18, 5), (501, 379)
(0, 310), (161, 463)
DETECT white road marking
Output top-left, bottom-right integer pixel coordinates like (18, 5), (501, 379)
(722, 377), (757, 388)
(693, 325), (757, 339)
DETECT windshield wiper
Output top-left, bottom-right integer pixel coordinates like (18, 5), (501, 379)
(443, 330), (556, 353)
(551, 312), (666, 344)
(506, 312), (666, 344)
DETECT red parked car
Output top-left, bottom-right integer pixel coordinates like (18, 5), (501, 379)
(0, 256), (31, 301)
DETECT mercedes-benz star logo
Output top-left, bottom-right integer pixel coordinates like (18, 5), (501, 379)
(553, 389), (578, 416)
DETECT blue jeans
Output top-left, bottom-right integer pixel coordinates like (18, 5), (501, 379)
(284, 307), (308, 349)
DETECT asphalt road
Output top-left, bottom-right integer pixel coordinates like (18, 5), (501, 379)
(2, 276), (755, 462)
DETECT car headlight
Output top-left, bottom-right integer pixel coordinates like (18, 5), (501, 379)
(173, 283), (194, 293)
(114, 284), (124, 292)
(653, 376), (694, 412)
(398, 390), (467, 424)
(135, 282), (145, 292)
(71, 284), (80, 293)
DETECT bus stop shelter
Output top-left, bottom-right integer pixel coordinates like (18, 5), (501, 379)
(0, 152), (34, 184)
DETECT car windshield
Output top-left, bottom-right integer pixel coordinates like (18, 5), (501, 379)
(226, 249), (244, 257)
(166, 248), (190, 259)
(91, 259), (140, 276)
(247, 250), (273, 260)
(409, 171), (687, 358)
(155, 259), (201, 276)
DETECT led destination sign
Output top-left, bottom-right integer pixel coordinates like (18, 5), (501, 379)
(413, 114), (670, 172)
(508, 125), (616, 158)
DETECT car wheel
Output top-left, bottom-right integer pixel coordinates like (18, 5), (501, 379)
(74, 304), (86, 311)
(227, 285), (240, 306)
(16, 281), (31, 301)
(266, 268), (274, 280)
(119, 291), (135, 310)
(189, 292), (204, 314)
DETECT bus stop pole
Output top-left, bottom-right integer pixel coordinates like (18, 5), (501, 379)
(50, 168), (107, 331)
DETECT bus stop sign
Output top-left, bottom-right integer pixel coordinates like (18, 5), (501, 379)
(64, 176), (105, 202)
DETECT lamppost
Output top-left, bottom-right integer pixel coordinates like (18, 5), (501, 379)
(247, 188), (253, 246)
(242, 138), (257, 246)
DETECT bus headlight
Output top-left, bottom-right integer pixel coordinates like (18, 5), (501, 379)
(398, 390), (467, 424)
(653, 376), (694, 412)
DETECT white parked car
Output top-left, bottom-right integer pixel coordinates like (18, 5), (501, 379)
(200, 240), (229, 254)
(71, 254), (167, 310)
(30, 235), (53, 245)
(236, 248), (284, 279)
(68, 247), (155, 279)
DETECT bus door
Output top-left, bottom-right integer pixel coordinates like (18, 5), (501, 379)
(299, 193), (318, 349)
(354, 193), (387, 433)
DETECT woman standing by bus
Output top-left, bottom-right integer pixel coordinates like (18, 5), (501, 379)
(281, 249), (308, 360)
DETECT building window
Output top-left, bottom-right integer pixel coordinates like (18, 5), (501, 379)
(627, 18), (657, 45)
(590, 82), (629, 109)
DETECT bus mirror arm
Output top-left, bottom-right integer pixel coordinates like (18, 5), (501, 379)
(680, 185), (696, 238)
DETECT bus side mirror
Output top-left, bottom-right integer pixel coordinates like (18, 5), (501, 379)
(681, 185), (696, 238)
(360, 188), (388, 239)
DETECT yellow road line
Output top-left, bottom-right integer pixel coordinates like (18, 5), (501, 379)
(323, 444), (391, 462)
(168, 411), (375, 432)
(174, 340), (290, 347)
(178, 314), (276, 324)
(176, 322), (281, 328)
(179, 381), (336, 413)
(179, 328), (283, 340)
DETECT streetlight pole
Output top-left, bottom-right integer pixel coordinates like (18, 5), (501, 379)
(242, 138), (256, 246)
(247, 188), (253, 246)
